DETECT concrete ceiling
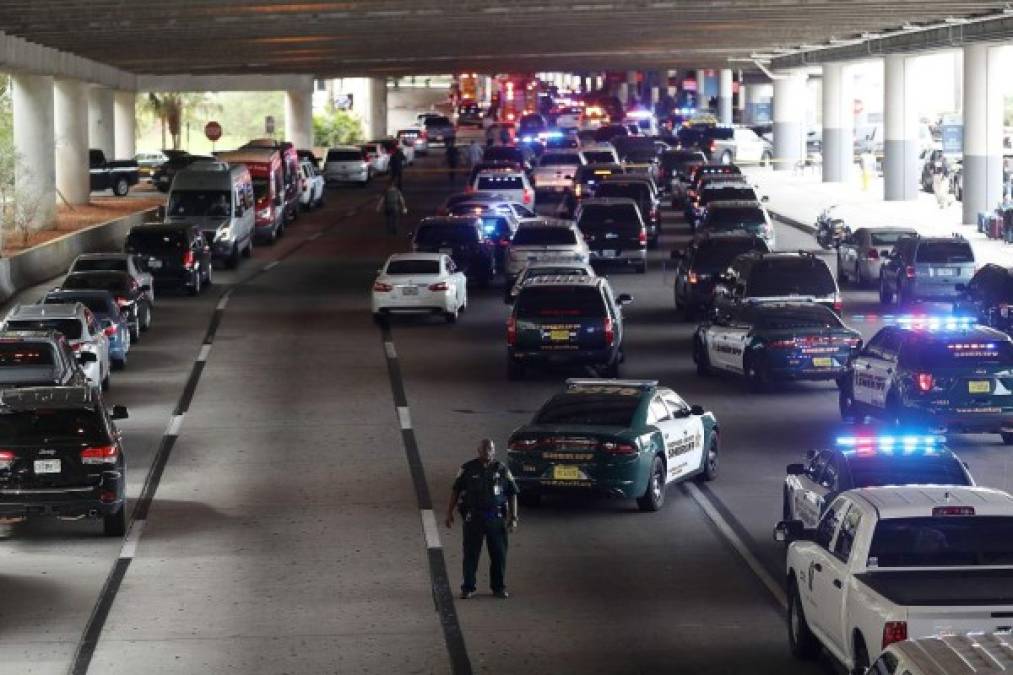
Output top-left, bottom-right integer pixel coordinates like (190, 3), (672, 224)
(0, 1), (1009, 77)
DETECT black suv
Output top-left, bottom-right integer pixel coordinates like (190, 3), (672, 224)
(411, 217), (496, 286)
(575, 198), (648, 273)
(0, 331), (89, 387)
(507, 276), (632, 380)
(0, 386), (129, 536)
(659, 149), (707, 202)
(125, 224), (213, 296)
(672, 234), (770, 320)
(956, 264), (1013, 335)
(593, 178), (661, 247)
(714, 251), (842, 315)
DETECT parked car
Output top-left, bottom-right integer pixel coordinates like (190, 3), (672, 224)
(836, 227), (918, 288)
(471, 170), (534, 208)
(3, 303), (110, 390)
(397, 128), (428, 155)
(124, 224), (213, 296)
(505, 217), (591, 282)
(42, 290), (131, 369)
(323, 146), (371, 186)
(0, 330), (90, 387)
(59, 271), (152, 342)
(215, 148), (286, 244)
(423, 115), (456, 146)
(672, 233), (770, 320)
(410, 217), (496, 287)
(714, 251), (842, 315)
(371, 253), (467, 323)
(879, 235), (976, 306)
(955, 264), (1013, 335)
(574, 198), (648, 273)
(134, 151), (167, 178)
(361, 141), (391, 175)
(69, 253), (155, 307)
(89, 149), (139, 196)
(299, 159), (325, 210)
(152, 153), (213, 193)
(869, 632), (1013, 675)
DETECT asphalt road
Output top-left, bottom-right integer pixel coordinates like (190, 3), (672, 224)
(1, 144), (1009, 675)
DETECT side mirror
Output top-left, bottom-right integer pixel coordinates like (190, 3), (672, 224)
(761, 195), (770, 203)
(156, 205), (166, 221)
(617, 293), (633, 305)
(689, 404), (705, 416)
(77, 351), (97, 363)
(110, 405), (129, 420)
(786, 463), (805, 475)
(773, 519), (806, 544)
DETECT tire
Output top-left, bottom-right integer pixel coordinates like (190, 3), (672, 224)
(243, 239), (253, 258)
(444, 308), (458, 324)
(879, 277), (894, 305)
(787, 580), (820, 660)
(507, 358), (524, 381)
(518, 491), (541, 508)
(637, 455), (666, 512)
(1001, 432), (1013, 445)
(140, 303), (151, 332)
(697, 435), (719, 482)
(693, 338), (711, 376)
(101, 372), (110, 392)
(228, 244), (240, 269)
(129, 321), (140, 342)
(744, 354), (767, 392)
(853, 636), (871, 675)
(854, 262), (865, 288)
(112, 177), (129, 197)
(112, 355), (126, 371)
(188, 271), (201, 297)
(782, 489), (792, 521)
(839, 380), (856, 421)
(103, 506), (127, 537)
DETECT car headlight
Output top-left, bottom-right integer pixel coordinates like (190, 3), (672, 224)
(217, 227), (232, 241)
(258, 208), (271, 219)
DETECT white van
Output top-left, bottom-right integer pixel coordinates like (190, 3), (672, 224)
(868, 632), (1013, 675)
(166, 161), (255, 267)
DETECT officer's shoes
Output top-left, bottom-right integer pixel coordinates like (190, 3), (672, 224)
(460, 590), (475, 600)
(493, 590), (510, 599)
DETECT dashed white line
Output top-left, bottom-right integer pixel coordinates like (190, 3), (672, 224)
(165, 414), (185, 437)
(308, 232), (323, 241)
(216, 294), (231, 310)
(685, 482), (787, 610)
(118, 519), (146, 559)
(264, 260), (280, 271)
(421, 509), (442, 549)
(384, 341), (397, 359)
(196, 344), (212, 362)
(397, 406), (412, 430)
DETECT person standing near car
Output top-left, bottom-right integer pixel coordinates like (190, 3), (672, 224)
(467, 139), (484, 167)
(445, 140), (460, 184)
(445, 438), (518, 600)
(376, 181), (407, 234)
(389, 146), (407, 189)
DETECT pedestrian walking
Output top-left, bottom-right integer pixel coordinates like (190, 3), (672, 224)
(389, 146), (407, 189)
(467, 139), (484, 167)
(445, 141), (460, 184)
(445, 438), (518, 600)
(932, 161), (953, 209)
(376, 181), (407, 234)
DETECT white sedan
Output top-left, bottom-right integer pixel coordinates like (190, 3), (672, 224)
(372, 253), (467, 323)
(299, 160), (325, 210)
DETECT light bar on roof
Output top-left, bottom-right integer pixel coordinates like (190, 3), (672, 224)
(848, 314), (976, 331)
(836, 434), (943, 455)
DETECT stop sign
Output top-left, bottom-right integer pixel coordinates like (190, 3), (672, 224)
(204, 121), (222, 142)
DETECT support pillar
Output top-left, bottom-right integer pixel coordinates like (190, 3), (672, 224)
(718, 69), (733, 124)
(88, 86), (115, 158)
(773, 71), (806, 171)
(285, 88), (314, 149)
(114, 90), (136, 158)
(369, 78), (388, 139)
(883, 54), (918, 201)
(736, 78), (746, 119)
(54, 79), (91, 206)
(822, 63), (854, 183)
(12, 73), (56, 228)
(962, 44), (1005, 224)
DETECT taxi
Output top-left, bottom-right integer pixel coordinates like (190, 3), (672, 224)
(839, 316), (1013, 443)
(782, 432), (974, 528)
(507, 379), (719, 511)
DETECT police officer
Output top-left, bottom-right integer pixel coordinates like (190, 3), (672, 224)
(444, 438), (518, 599)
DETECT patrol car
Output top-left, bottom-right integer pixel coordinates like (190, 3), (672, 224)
(869, 632), (1013, 675)
(506, 379), (719, 511)
(782, 432), (974, 529)
(839, 317), (1013, 443)
(693, 302), (861, 389)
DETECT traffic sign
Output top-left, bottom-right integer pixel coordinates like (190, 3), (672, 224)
(204, 121), (222, 142)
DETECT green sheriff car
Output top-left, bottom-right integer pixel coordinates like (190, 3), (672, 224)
(506, 379), (719, 511)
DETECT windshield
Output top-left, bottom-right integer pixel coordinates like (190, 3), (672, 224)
(693, 240), (765, 270)
(661, 152), (705, 170)
(900, 339), (1013, 368)
(73, 258), (126, 273)
(511, 228), (576, 246)
(61, 274), (128, 293)
(748, 260), (837, 296)
(594, 184), (648, 202)
(167, 190), (231, 218)
(127, 229), (185, 252)
(534, 393), (639, 426)
(540, 154), (579, 167)
(515, 286), (605, 318)
(849, 455), (971, 490)
(0, 409), (107, 445)
(522, 267), (589, 282)
(326, 150), (362, 162)
(702, 187), (756, 203)
(916, 242), (974, 264)
(753, 305), (843, 329)
(484, 148), (524, 163)
(870, 231), (916, 246)
(44, 295), (110, 315)
(624, 150), (657, 163)
(583, 151), (615, 164)
(386, 260), (440, 275)
(579, 204), (641, 229)
(707, 206), (766, 228)
(6, 319), (82, 340)
(868, 516), (1013, 567)
(415, 225), (477, 245)
(0, 344), (54, 367)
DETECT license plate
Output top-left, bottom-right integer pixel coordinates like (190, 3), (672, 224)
(549, 329), (571, 342)
(439, 248), (453, 256)
(597, 250), (617, 258)
(402, 286), (419, 296)
(34, 459), (61, 474)
(552, 465), (581, 480)
(934, 267), (956, 276)
(812, 357), (833, 368)
(148, 259), (163, 269)
(968, 380), (991, 394)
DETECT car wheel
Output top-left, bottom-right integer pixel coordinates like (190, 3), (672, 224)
(839, 380), (856, 421)
(693, 338), (711, 376)
(188, 271), (201, 296)
(113, 177), (129, 197)
(228, 244), (240, 269)
(507, 358), (524, 381)
(697, 435), (719, 482)
(444, 308), (458, 323)
(744, 355), (767, 392)
(204, 264), (213, 287)
(636, 455), (666, 512)
(879, 276), (894, 304)
(787, 580), (820, 660)
(112, 355), (126, 371)
(129, 321), (140, 342)
(140, 303), (151, 332)
(103, 505), (127, 537)
(1001, 432), (1013, 445)
(853, 637), (871, 675)
(101, 372), (110, 392)
(243, 239), (254, 258)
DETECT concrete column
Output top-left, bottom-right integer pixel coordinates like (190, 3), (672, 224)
(737, 80), (746, 116)
(369, 77), (388, 139)
(822, 62), (854, 183)
(11, 73), (56, 228)
(773, 71), (806, 171)
(88, 86), (115, 158)
(883, 54), (918, 201)
(114, 90), (136, 158)
(284, 88), (314, 149)
(54, 79), (91, 206)
(718, 69), (733, 124)
(962, 44), (1005, 224)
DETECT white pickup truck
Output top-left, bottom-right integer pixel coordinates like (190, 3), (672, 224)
(776, 486), (1013, 674)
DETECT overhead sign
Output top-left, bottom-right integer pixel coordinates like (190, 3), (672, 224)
(204, 121), (222, 142)
(941, 113), (963, 154)
(265, 115), (276, 135)
(682, 79), (698, 92)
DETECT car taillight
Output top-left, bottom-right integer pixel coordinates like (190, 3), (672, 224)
(768, 339), (796, 349)
(916, 372), (934, 392)
(604, 316), (614, 346)
(81, 445), (119, 465)
(509, 438), (539, 452)
(428, 282), (448, 291)
(574, 184), (582, 197)
(183, 250), (195, 269)
(833, 296), (843, 313)
(688, 271), (699, 285)
(69, 341), (83, 351)
(507, 316), (517, 346)
(638, 229), (647, 246)
(905, 265), (916, 279)
(599, 440), (637, 455)
(867, 248), (880, 260)
(373, 281), (393, 292)
(0, 450), (14, 470)
(882, 621), (907, 649)
(522, 189), (532, 204)
(708, 140), (715, 152)
(103, 325), (117, 337)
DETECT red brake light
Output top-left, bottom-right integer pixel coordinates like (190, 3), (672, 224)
(0, 450), (14, 470)
(867, 248), (880, 260)
(882, 621), (907, 649)
(638, 229), (647, 246)
(604, 316), (614, 346)
(599, 440), (637, 455)
(69, 342), (83, 351)
(768, 339), (796, 349)
(183, 250), (195, 269)
(428, 282), (449, 291)
(507, 316), (517, 346)
(932, 506), (975, 517)
(419, 130), (428, 140)
(916, 372), (934, 392)
(522, 189), (532, 204)
(833, 297), (843, 313)
(81, 445), (119, 465)
(509, 438), (539, 451)
(103, 325), (117, 337)
(905, 265), (916, 279)
(373, 281), (393, 292)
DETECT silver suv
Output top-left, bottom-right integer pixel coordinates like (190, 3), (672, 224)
(879, 235), (976, 306)
(506, 218), (590, 281)
(3, 304), (111, 390)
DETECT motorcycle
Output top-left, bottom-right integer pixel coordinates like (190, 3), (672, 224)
(815, 205), (849, 249)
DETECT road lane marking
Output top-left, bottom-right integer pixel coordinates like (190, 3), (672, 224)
(165, 414), (184, 437)
(216, 294), (230, 310)
(384, 341), (397, 359)
(397, 406), (412, 430)
(421, 510), (442, 549)
(264, 260), (280, 271)
(118, 520), (146, 559)
(308, 231), (323, 241)
(196, 344), (212, 362)
(685, 482), (787, 610)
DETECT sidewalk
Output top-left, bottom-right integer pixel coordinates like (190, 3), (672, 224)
(744, 167), (1012, 267)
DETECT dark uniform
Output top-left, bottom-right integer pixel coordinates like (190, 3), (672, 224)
(453, 458), (518, 595)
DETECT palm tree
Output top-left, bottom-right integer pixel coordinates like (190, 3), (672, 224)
(142, 92), (219, 151)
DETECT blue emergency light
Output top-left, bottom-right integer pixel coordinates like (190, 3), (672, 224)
(836, 433), (943, 455)
(848, 314), (976, 331)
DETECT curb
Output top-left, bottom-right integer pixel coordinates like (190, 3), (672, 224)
(768, 209), (817, 235)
